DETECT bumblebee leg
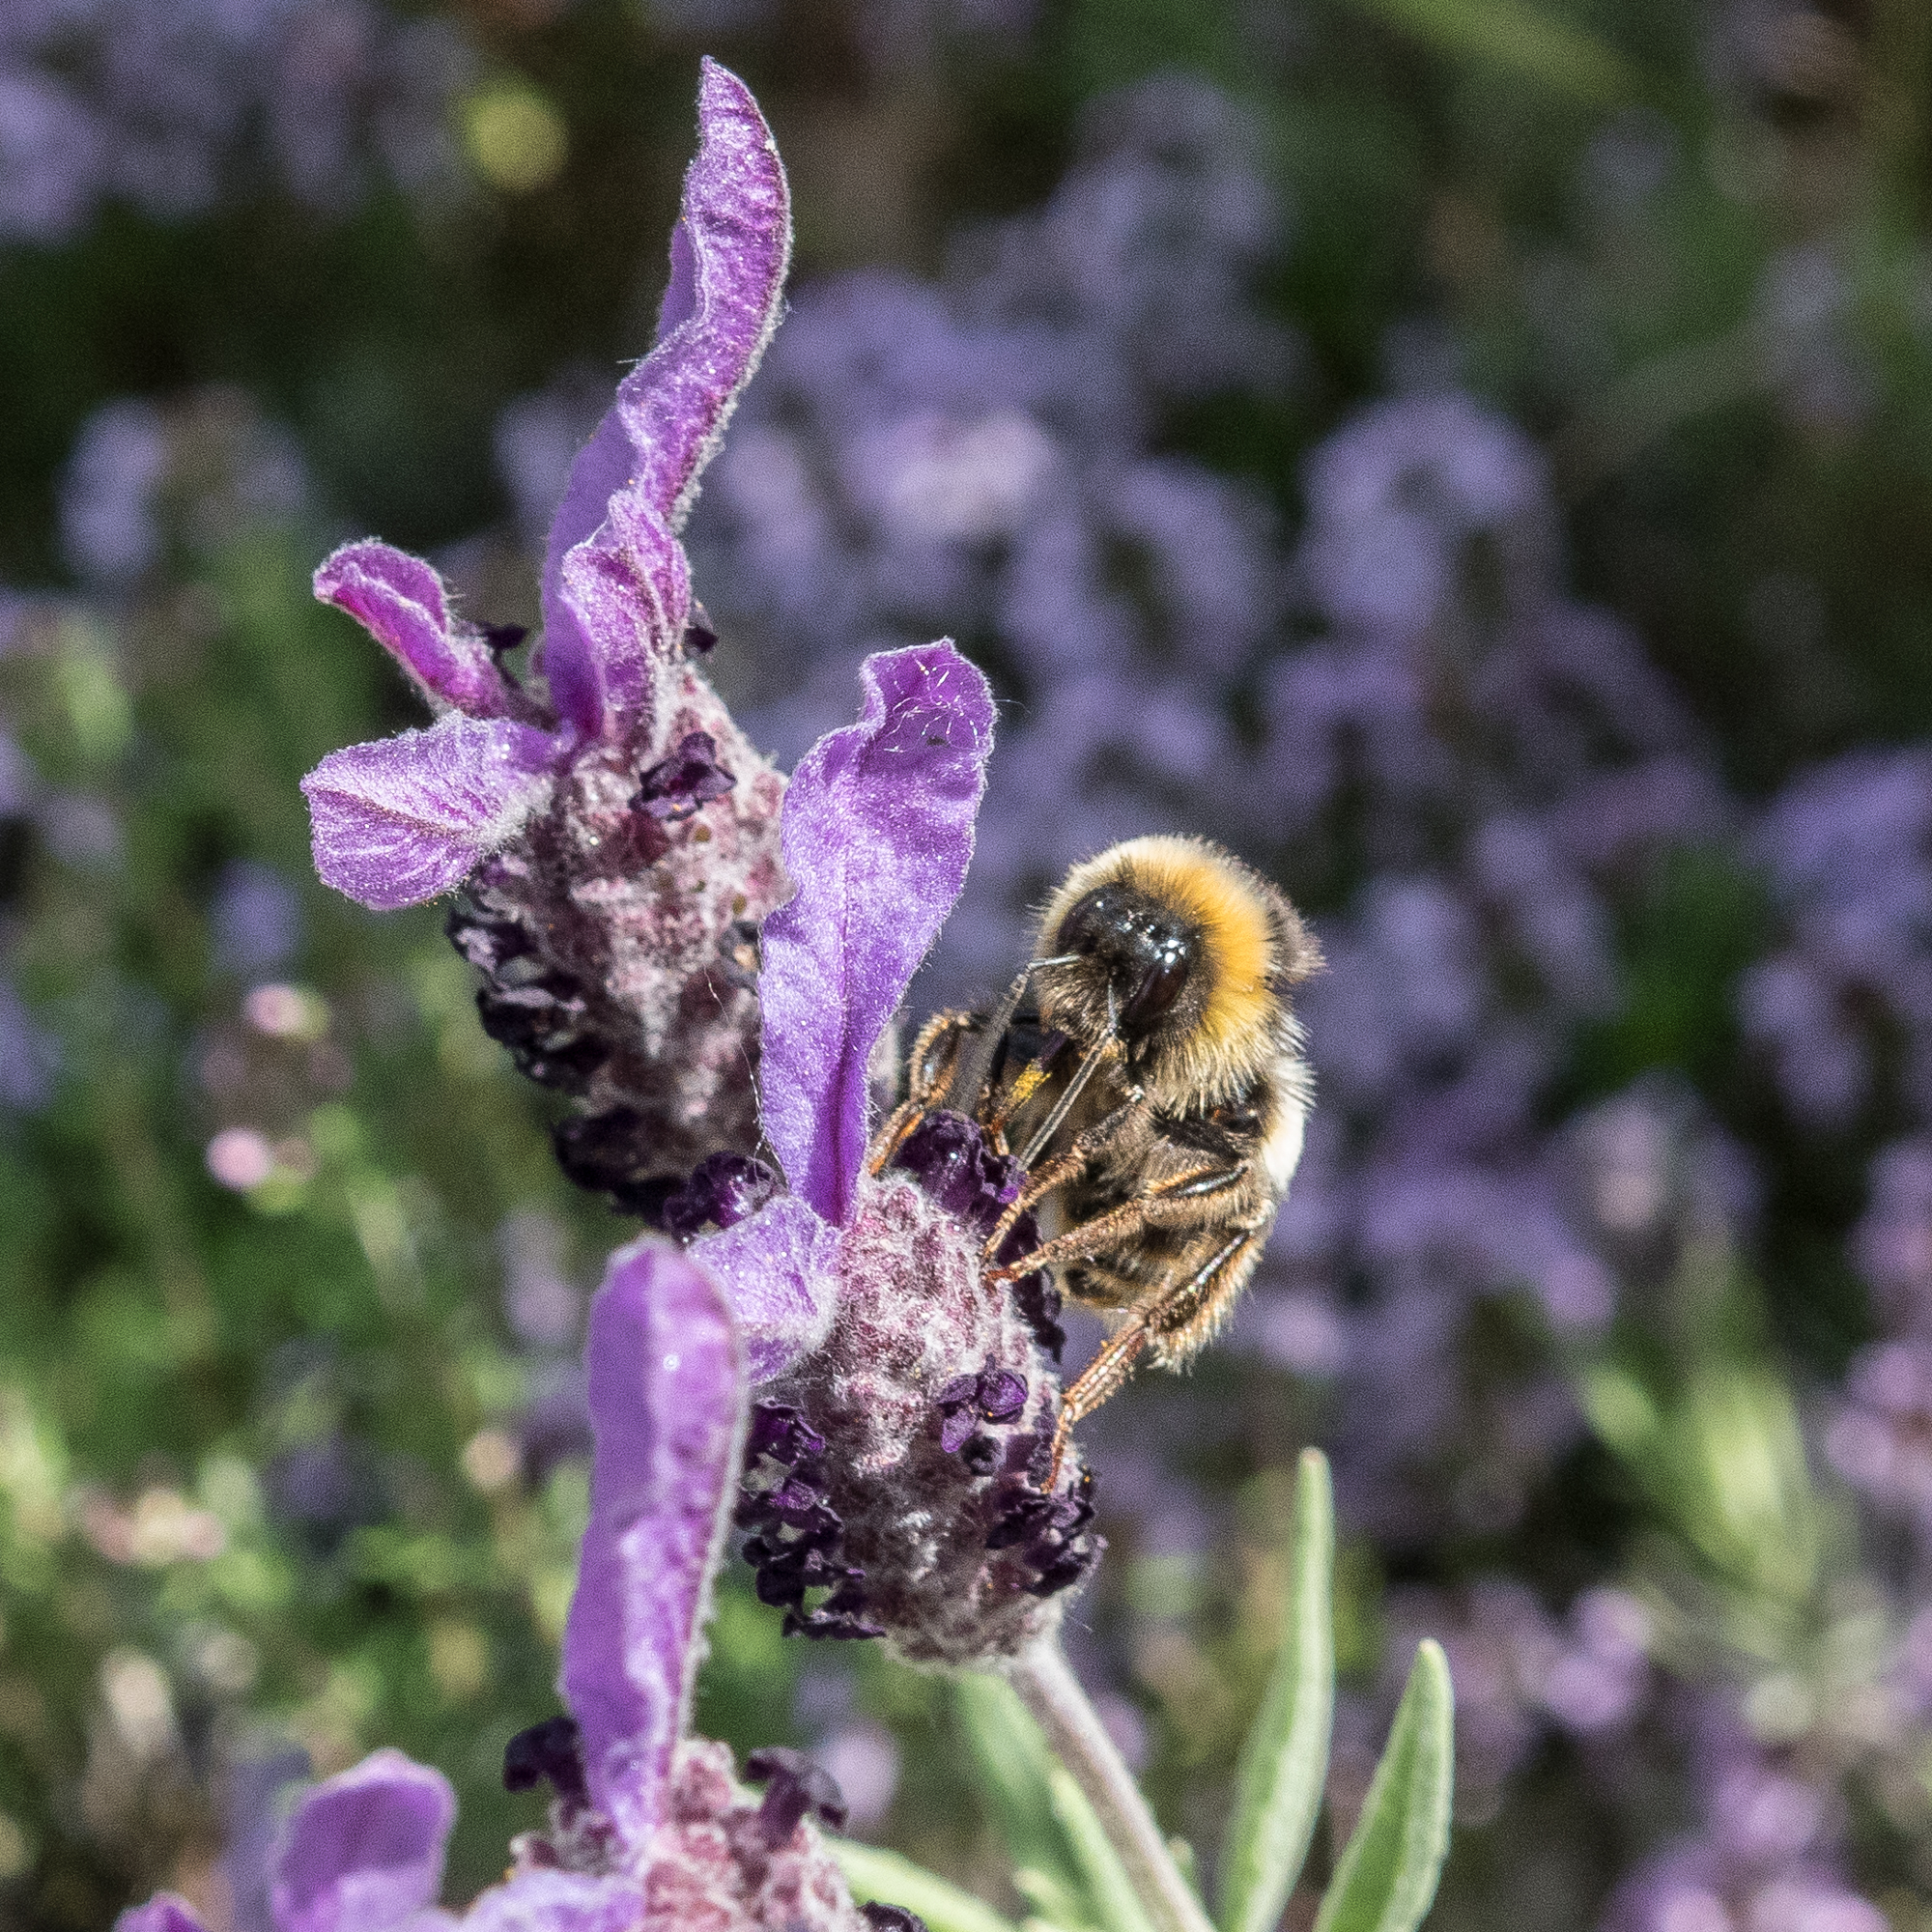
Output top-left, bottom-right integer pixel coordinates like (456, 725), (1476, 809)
(984, 1158), (1250, 1282)
(1046, 1316), (1155, 1488)
(981, 1142), (1092, 1259)
(866, 1097), (924, 1175)
(866, 1009), (975, 1174)
(1045, 1224), (1262, 1486)
(1145, 1227), (1268, 1367)
(906, 1009), (973, 1108)
(981, 1094), (1156, 1260)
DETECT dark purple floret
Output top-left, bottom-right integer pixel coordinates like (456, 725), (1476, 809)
(743, 1747), (849, 1845)
(502, 1714), (588, 1808)
(682, 604), (721, 655)
(860, 1909), (929, 1932)
(936, 1365), (1032, 1453)
(746, 1401), (826, 1467)
(888, 1110), (1024, 1240)
(938, 1408), (978, 1456)
(978, 1370), (1027, 1421)
(986, 1460), (1101, 1601)
(479, 622), (529, 657)
(552, 1106), (678, 1217)
(739, 1399), (885, 1643)
(634, 729), (738, 822)
(662, 1152), (781, 1237)
(1010, 1272), (1065, 1362)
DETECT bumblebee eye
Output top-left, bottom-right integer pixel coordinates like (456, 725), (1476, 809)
(1118, 936), (1192, 1034)
(1055, 889), (1112, 956)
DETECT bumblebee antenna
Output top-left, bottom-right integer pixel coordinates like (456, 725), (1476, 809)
(1015, 981), (1122, 1170)
(1015, 1039), (1116, 1168)
(940, 953), (1078, 1117)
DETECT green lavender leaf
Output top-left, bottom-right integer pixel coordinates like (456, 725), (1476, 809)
(1216, 1448), (1336, 1932)
(831, 1838), (1024, 1932)
(955, 1672), (1098, 1929)
(1048, 1763), (1160, 1932)
(1312, 1640), (1455, 1932)
(1334, 0), (1637, 103)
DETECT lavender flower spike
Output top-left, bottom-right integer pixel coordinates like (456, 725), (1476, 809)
(119, 1242), (874, 1932)
(304, 60), (793, 1198)
(688, 645), (1102, 1663)
(302, 57), (789, 906)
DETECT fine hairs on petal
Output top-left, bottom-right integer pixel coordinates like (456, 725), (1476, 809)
(625, 59), (793, 537)
(758, 644), (996, 1226)
(540, 58), (790, 743)
(314, 541), (516, 721)
(562, 1239), (748, 1854)
(301, 716), (557, 911)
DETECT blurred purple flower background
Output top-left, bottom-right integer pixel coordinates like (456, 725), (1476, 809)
(12, 1), (1932, 1926)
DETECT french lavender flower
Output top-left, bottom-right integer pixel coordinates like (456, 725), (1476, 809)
(302, 60), (792, 1200)
(677, 641), (1101, 1665)
(118, 1240), (893, 1932)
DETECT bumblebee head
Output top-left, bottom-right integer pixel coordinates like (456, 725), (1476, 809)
(1052, 880), (1202, 1039)
(1033, 836), (1318, 1100)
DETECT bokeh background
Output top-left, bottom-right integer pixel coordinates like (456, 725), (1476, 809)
(5, 0), (1932, 1926)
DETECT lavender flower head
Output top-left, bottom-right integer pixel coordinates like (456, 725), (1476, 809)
(119, 1243), (877, 1932)
(301, 59), (793, 1191)
(680, 642), (1101, 1665)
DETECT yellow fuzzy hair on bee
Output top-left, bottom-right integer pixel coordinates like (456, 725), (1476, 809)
(1037, 834), (1290, 1091)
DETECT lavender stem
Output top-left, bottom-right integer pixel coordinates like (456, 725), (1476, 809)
(1006, 1639), (1216, 1932)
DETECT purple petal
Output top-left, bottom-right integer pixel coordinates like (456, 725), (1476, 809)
(621, 59), (791, 534)
(561, 1239), (746, 1854)
(690, 1195), (840, 1381)
(553, 489), (691, 729)
(758, 643), (996, 1223)
(300, 717), (556, 910)
(270, 1749), (454, 1932)
(660, 1151), (779, 1238)
(538, 410), (632, 740)
(978, 1369), (1028, 1421)
(656, 215), (699, 340)
(538, 61), (789, 742)
(458, 1871), (644, 1932)
(939, 1408), (978, 1455)
(117, 1898), (210, 1932)
(315, 543), (515, 719)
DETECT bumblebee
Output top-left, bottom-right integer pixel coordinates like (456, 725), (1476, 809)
(873, 835), (1320, 1481)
